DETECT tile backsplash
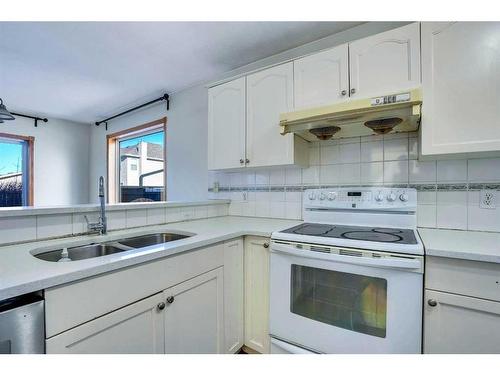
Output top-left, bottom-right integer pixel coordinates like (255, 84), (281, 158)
(0, 202), (229, 246)
(208, 132), (500, 232)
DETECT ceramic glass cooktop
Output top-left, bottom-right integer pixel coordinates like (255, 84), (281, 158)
(280, 223), (418, 244)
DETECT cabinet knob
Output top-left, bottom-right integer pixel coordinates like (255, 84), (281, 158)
(428, 299), (437, 307)
(263, 242), (269, 249)
(166, 296), (175, 304)
(245, 158), (250, 164)
(157, 302), (166, 311)
(341, 90), (347, 96)
(350, 88), (356, 95)
(240, 159), (244, 164)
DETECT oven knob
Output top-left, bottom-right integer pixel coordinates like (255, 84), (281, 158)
(375, 193), (384, 202)
(387, 193), (396, 202)
(399, 193), (409, 202)
(308, 192), (316, 200)
(327, 192), (337, 201)
(319, 192), (326, 200)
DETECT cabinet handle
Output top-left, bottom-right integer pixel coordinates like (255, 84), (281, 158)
(245, 158), (250, 164)
(428, 299), (437, 307)
(341, 90), (347, 96)
(157, 302), (166, 311)
(263, 242), (269, 249)
(350, 88), (356, 95)
(240, 159), (244, 164)
(166, 296), (175, 304)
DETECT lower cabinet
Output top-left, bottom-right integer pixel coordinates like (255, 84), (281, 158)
(223, 239), (244, 353)
(424, 256), (500, 354)
(424, 289), (500, 354)
(46, 292), (165, 354)
(244, 236), (271, 354)
(45, 237), (270, 354)
(164, 267), (224, 354)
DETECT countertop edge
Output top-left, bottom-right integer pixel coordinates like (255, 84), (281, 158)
(0, 217), (293, 300)
(424, 248), (500, 264)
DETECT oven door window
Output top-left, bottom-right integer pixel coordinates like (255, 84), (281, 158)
(290, 265), (387, 338)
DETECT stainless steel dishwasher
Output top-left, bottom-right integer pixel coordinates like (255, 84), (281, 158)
(0, 292), (45, 354)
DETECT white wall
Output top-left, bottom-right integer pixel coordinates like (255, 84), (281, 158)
(88, 22), (408, 205)
(0, 116), (90, 206)
(89, 84), (209, 203)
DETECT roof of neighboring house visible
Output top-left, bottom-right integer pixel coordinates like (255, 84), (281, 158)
(0, 172), (22, 180)
(120, 142), (163, 160)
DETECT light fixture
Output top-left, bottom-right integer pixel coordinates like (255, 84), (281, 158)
(0, 98), (15, 121)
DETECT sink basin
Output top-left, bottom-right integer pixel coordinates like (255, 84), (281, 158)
(33, 232), (193, 262)
(34, 242), (129, 262)
(117, 233), (191, 249)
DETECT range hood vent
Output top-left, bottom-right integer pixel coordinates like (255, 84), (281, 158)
(280, 89), (422, 141)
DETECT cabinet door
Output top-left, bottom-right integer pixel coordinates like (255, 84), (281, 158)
(208, 77), (246, 170)
(164, 267), (224, 353)
(46, 293), (165, 354)
(294, 44), (349, 109)
(246, 63), (296, 168)
(424, 289), (500, 353)
(349, 23), (420, 98)
(421, 22), (500, 156)
(223, 239), (244, 353)
(244, 236), (270, 354)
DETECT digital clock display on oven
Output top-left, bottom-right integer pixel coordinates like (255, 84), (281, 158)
(347, 192), (362, 197)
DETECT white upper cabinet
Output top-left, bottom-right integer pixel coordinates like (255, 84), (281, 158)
(294, 44), (349, 109)
(349, 23), (421, 98)
(208, 77), (246, 170)
(421, 22), (500, 156)
(246, 62), (307, 168)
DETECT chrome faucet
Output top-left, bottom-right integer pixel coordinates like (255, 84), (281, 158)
(84, 176), (107, 235)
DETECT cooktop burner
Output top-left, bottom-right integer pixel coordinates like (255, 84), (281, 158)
(281, 223), (417, 244)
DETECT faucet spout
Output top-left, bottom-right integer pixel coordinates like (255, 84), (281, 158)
(86, 176), (107, 235)
(99, 176), (107, 234)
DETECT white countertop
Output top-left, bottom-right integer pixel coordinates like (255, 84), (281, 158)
(0, 216), (300, 300)
(418, 228), (500, 264)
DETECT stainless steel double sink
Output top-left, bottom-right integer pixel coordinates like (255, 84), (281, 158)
(34, 232), (192, 262)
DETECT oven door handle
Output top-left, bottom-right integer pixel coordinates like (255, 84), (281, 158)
(271, 243), (422, 270)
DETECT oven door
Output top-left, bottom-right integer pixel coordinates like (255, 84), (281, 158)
(269, 241), (423, 354)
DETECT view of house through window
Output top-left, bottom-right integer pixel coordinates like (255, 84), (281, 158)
(119, 129), (165, 202)
(0, 134), (33, 207)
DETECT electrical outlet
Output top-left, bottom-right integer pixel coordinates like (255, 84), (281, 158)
(480, 190), (497, 209)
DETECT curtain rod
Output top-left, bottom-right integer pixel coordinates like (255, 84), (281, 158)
(95, 93), (170, 130)
(11, 112), (48, 127)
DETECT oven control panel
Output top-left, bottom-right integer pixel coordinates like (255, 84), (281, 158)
(304, 187), (417, 211)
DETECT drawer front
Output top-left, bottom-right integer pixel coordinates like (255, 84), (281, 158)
(424, 289), (500, 353)
(426, 256), (500, 301)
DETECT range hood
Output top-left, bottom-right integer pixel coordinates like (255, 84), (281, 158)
(280, 89), (422, 141)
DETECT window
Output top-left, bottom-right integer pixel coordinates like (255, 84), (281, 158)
(107, 118), (166, 203)
(290, 265), (387, 338)
(0, 133), (34, 207)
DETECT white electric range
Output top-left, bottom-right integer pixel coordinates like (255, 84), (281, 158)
(269, 187), (424, 354)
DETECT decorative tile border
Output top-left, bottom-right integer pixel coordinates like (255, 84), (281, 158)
(209, 182), (500, 193)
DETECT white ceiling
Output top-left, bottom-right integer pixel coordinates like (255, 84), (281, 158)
(0, 22), (362, 124)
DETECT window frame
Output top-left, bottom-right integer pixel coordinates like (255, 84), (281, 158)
(0, 132), (35, 206)
(106, 117), (167, 204)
